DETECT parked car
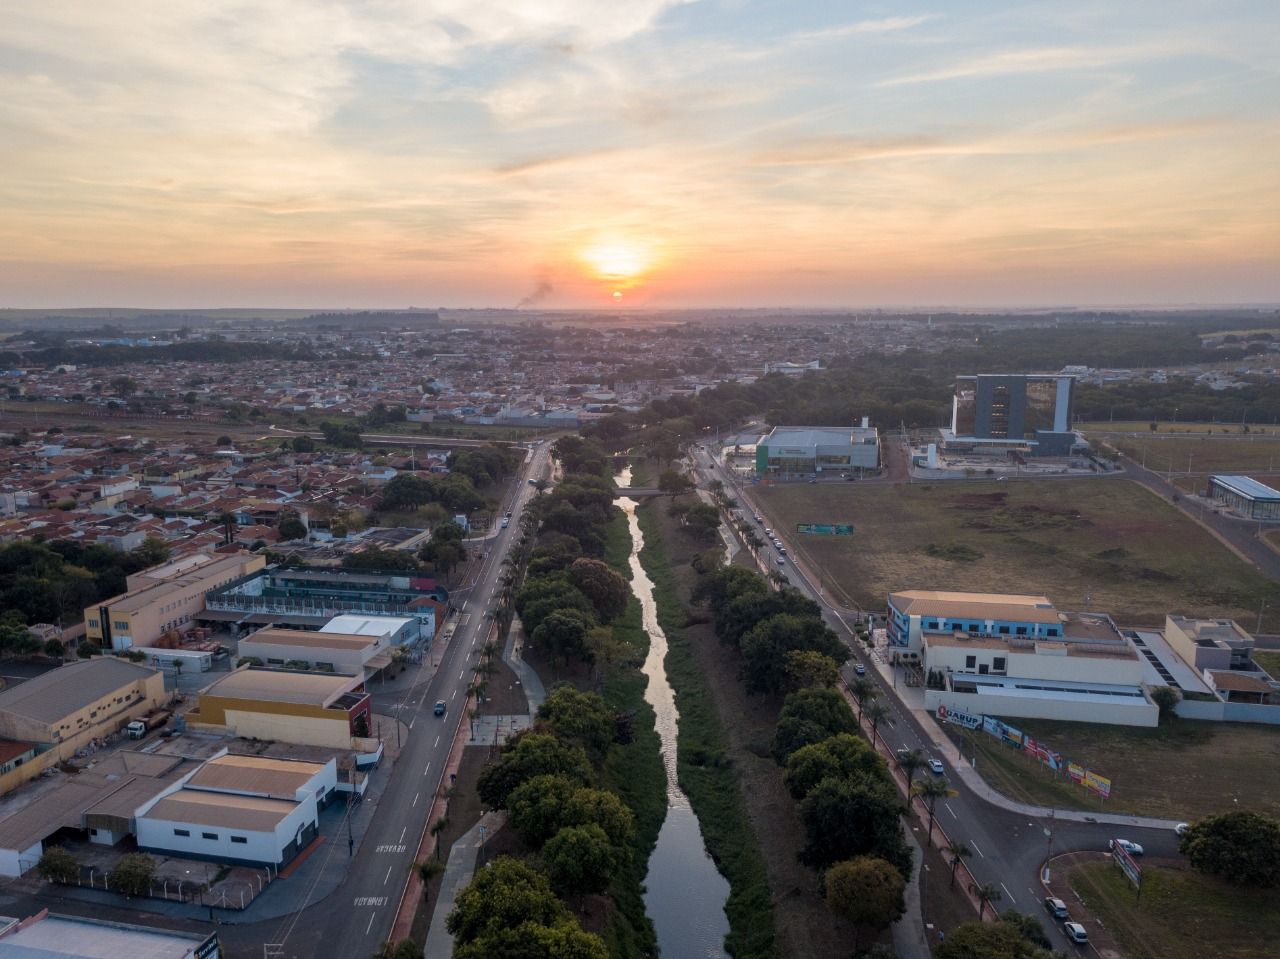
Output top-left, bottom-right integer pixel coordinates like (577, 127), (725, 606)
(1174, 822), (1190, 836)
(854, 663), (867, 676)
(500, 517), (510, 528)
(434, 700), (446, 716)
(927, 758), (945, 775)
(1043, 896), (1070, 920)
(1109, 838), (1144, 856)
(1063, 921), (1088, 944)
(775, 556), (785, 566)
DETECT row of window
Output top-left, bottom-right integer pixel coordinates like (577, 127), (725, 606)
(173, 828), (248, 844)
(925, 618), (1061, 638)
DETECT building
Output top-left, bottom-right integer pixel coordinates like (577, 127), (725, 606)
(84, 552), (266, 651)
(0, 912), (219, 958)
(237, 625), (393, 677)
(755, 422), (879, 476)
(890, 590), (1157, 727)
(320, 614), (418, 647)
(0, 658), (166, 773)
(203, 567), (443, 641)
(943, 374), (1078, 457)
(1207, 475), (1280, 520)
(136, 752), (335, 869)
(1163, 615), (1258, 673)
(187, 668), (371, 748)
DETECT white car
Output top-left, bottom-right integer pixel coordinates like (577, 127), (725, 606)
(927, 758), (945, 775)
(1174, 822), (1190, 837)
(1109, 838), (1144, 856)
(1063, 921), (1088, 944)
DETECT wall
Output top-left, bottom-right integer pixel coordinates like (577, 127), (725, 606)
(190, 702), (353, 749)
(925, 689), (1159, 728)
(0, 840), (44, 878)
(137, 798), (317, 868)
(926, 641), (1144, 686)
(235, 640), (369, 675)
(1174, 698), (1280, 725)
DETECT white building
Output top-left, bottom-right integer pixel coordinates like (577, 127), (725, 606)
(136, 751), (335, 869)
(755, 423), (879, 475)
(238, 626), (393, 678)
(321, 614), (418, 648)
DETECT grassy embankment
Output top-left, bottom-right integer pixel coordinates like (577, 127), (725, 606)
(635, 505), (778, 959)
(752, 478), (1280, 630)
(597, 512), (667, 959)
(943, 717), (1280, 820)
(1067, 859), (1280, 959)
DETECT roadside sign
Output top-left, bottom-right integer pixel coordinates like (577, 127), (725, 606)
(936, 703), (982, 729)
(796, 523), (854, 535)
(1112, 841), (1143, 898)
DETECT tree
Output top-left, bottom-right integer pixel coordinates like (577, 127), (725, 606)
(657, 469), (694, 496)
(430, 816), (450, 860)
(453, 922), (609, 959)
(292, 434), (316, 453)
(352, 713), (370, 738)
(1151, 684), (1181, 720)
(799, 774), (911, 875)
(37, 846), (79, 884)
(914, 776), (951, 846)
(970, 881), (1002, 920)
(896, 749), (927, 811)
(682, 502), (722, 540)
(509, 775), (581, 847)
(1180, 811), (1280, 887)
(532, 610), (593, 667)
(740, 613), (846, 694)
(561, 787), (635, 851)
(109, 852), (155, 897)
(278, 510), (307, 541)
(43, 638), (64, 659)
(784, 733), (885, 800)
(537, 685), (615, 760)
(215, 435), (232, 446)
(542, 824), (621, 897)
(417, 859), (446, 906)
(848, 676), (878, 725)
(566, 559), (630, 622)
(783, 649), (840, 690)
(109, 375), (137, 397)
(1000, 909), (1051, 949)
(864, 700), (893, 750)
(936, 920), (1051, 959)
(824, 856), (906, 952)
(131, 536), (170, 568)
(446, 857), (570, 945)
(476, 733), (593, 809)
(77, 640), (98, 659)
(944, 841), (972, 888)
(772, 687), (859, 763)
(373, 940), (421, 959)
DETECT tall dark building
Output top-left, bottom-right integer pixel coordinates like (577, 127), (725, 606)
(948, 374), (1076, 456)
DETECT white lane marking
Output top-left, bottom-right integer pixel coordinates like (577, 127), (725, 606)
(452, 689), (458, 700)
(409, 718), (415, 729)
(434, 735), (440, 747)
(384, 865), (393, 885)
(971, 840), (985, 858)
(413, 792), (420, 807)
(400, 826), (407, 844)
(946, 802), (957, 819)
(424, 762), (431, 775)
(366, 913), (376, 935)
(1000, 882), (1016, 904)
(458, 670), (465, 680)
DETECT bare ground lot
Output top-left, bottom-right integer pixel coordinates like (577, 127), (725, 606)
(752, 478), (1280, 631)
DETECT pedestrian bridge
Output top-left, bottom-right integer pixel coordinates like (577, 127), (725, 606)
(614, 487), (667, 499)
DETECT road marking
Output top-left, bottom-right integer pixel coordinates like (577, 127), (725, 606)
(424, 762), (431, 775)
(434, 735), (440, 747)
(458, 670), (465, 680)
(971, 840), (985, 858)
(354, 897), (387, 907)
(366, 913), (376, 935)
(452, 689), (458, 700)
(375, 844), (406, 853)
(1000, 882), (1016, 903)
(409, 718), (415, 729)
(946, 802), (957, 819)
(384, 865), (393, 885)
(400, 827), (407, 844)
(413, 791), (420, 807)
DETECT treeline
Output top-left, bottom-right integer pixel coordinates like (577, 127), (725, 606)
(0, 537), (170, 638)
(0, 340), (319, 369)
(1076, 381), (1280, 425)
(446, 435), (661, 959)
(378, 472), (489, 516)
(694, 563), (912, 946)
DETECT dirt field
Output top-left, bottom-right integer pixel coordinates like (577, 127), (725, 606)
(751, 478), (1280, 630)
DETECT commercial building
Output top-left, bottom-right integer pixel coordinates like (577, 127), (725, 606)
(237, 625), (393, 678)
(0, 658), (166, 773)
(0, 912), (219, 958)
(136, 752), (335, 869)
(84, 552), (265, 651)
(890, 590), (1157, 727)
(203, 567), (443, 641)
(942, 374), (1078, 457)
(1207, 475), (1280, 520)
(755, 422), (879, 476)
(187, 668), (371, 748)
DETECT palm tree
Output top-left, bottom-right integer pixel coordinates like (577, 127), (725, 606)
(429, 817), (449, 860)
(864, 700), (892, 750)
(914, 777), (951, 846)
(969, 881), (1002, 920)
(849, 676), (878, 725)
(897, 749), (927, 810)
(416, 859), (445, 905)
(945, 841), (972, 888)
(480, 639), (500, 661)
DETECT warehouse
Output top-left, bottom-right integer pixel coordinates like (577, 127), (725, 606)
(187, 668), (371, 748)
(237, 626), (393, 678)
(754, 422), (879, 476)
(0, 912), (219, 958)
(1207, 474), (1280, 520)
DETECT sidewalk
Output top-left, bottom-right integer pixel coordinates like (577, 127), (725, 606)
(892, 828), (932, 959)
(422, 811), (506, 959)
(503, 618), (546, 719)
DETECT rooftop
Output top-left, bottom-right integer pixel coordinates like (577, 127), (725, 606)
(241, 627), (379, 651)
(186, 752), (328, 800)
(0, 659), (158, 726)
(1167, 615), (1255, 647)
(109, 552), (257, 613)
(763, 426), (878, 447)
(1208, 670), (1275, 695)
(142, 789), (298, 832)
(1210, 474), (1280, 502)
(199, 668), (360, 707)
(890, 590), (1062, 625)
(0, 913), (212, 959)
(320, 615), (412, 637)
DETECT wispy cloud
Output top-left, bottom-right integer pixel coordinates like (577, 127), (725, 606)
(791, 15), (937, 43)
(876, 41), (1194, 86)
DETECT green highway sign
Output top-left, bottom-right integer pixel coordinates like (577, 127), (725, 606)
(796, 523), (854, 535)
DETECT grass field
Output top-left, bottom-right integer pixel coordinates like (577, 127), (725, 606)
(1080, 420), (1272, 435)
(751, 477), (1280, 630)
(943, 717), (1280, 819)
(1253, 650), (1280, 677)
(1093, 431), (1280, 477)
(1067, 859), (1280, 959)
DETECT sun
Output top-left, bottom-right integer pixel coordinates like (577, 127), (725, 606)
(579, 238), (653, 284)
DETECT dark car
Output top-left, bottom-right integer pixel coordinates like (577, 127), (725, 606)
(1044, 896), (1070, 920)
(434, 700), (446, 716)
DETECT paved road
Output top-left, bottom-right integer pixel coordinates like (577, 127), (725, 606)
(215, 442), (553, 959)
(689, 446), (1181, 952)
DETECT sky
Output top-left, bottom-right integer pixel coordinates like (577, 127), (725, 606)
(1, 1), (1278, 310)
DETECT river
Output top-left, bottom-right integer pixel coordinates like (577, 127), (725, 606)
(617, 469), (730, 958)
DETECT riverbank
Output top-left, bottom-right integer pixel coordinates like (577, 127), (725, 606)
(635, 500), (779, 959)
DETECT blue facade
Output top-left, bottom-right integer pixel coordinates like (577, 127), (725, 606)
(887, 596), (1063, 649)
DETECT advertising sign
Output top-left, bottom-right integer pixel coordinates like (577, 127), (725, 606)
(983, 716), (1024, 748)
(1067, 762), (1085, 784)
(796, 523), (855, 535)
(1112, 842), (1142, 890)
(936, 703), (982, 730)
(1022, 736), (1062, 772)
(1084, 770), (1113, 798)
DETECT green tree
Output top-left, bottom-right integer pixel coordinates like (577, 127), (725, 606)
(43, 638), (64, 659)
(109, 852), (155, 897)
(37, 846), (79, 884)
(77, 640), (98, 659)
(944, 841), (972, 888)
(278, 510), (307, 541)
(682, 502), (722, 540)
(566, 558), (630, 622)
(782, 649), (840, 690)
(476, 733), (593, 809)
(542, 823), (621, 897)
(970, 881), (1003, 920)
(799, 774), (911, 875)
(1000, 909), (1051, 949)
(292, 434), (316, 453)
(417, 859), (446, 906)
(537, 685), (615, 760)
(561, 787), (635, 851)
(1180, 811), (1280, 887)
(446, 857), (570, 945)
(783, 733), (885, 800)
(914, 776), (951, 846)
(509, 775), (581, 847)
(740, 613), (845, 694)
(896, 749), (927, 811)
(532, 610), (594, 666)
(453, 921), (609, 959)
(864, 700), (893, 750)
(131, 536), (170, 568)
(772, 688), (859, 763)
(824, 856), (906, 952)
(657, 470), (694, 496)
(1151, 684), (1181, 720)
(373, 939), (421, 959)
(936, 920), (1052, 959)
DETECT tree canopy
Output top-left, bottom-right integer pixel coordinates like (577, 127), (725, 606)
(477, 733), (594, 809)
(1179, 811), (1280, 887)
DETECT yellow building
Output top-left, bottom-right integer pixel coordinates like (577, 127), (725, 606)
(84, 551), (265, 650)
(187, 668), (372, 749)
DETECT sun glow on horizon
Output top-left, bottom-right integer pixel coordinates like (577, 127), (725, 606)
(579, 237), (656, 286)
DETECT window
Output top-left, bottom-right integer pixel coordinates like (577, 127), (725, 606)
(202, 832), (218, 840)
(993, 657), (1007, 672)
(88, 618), (99, 628)
(998, 625), (1010, 635)
(174, 828), (190, 837)
(114, 621), (129, 631)
(964, 655), (976, 669)
(968, 623), (979, 633)
(1015, 626), (1027, 636)
(231, 836), (248, 844)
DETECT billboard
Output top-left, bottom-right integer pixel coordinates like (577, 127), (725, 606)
(983, 716), (1024, 748)
(1112, 842), (1142, 890)
(796, 523), (854, 535)
(936, 703), (982, 730)
(1022, 735), (1062, 772)
(1084, 770), (1113, 799)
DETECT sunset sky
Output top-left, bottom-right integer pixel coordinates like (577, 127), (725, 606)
(2, 1), (1278, 309)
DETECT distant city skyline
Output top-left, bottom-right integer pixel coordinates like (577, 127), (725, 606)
(2, 1), (1278, 309)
